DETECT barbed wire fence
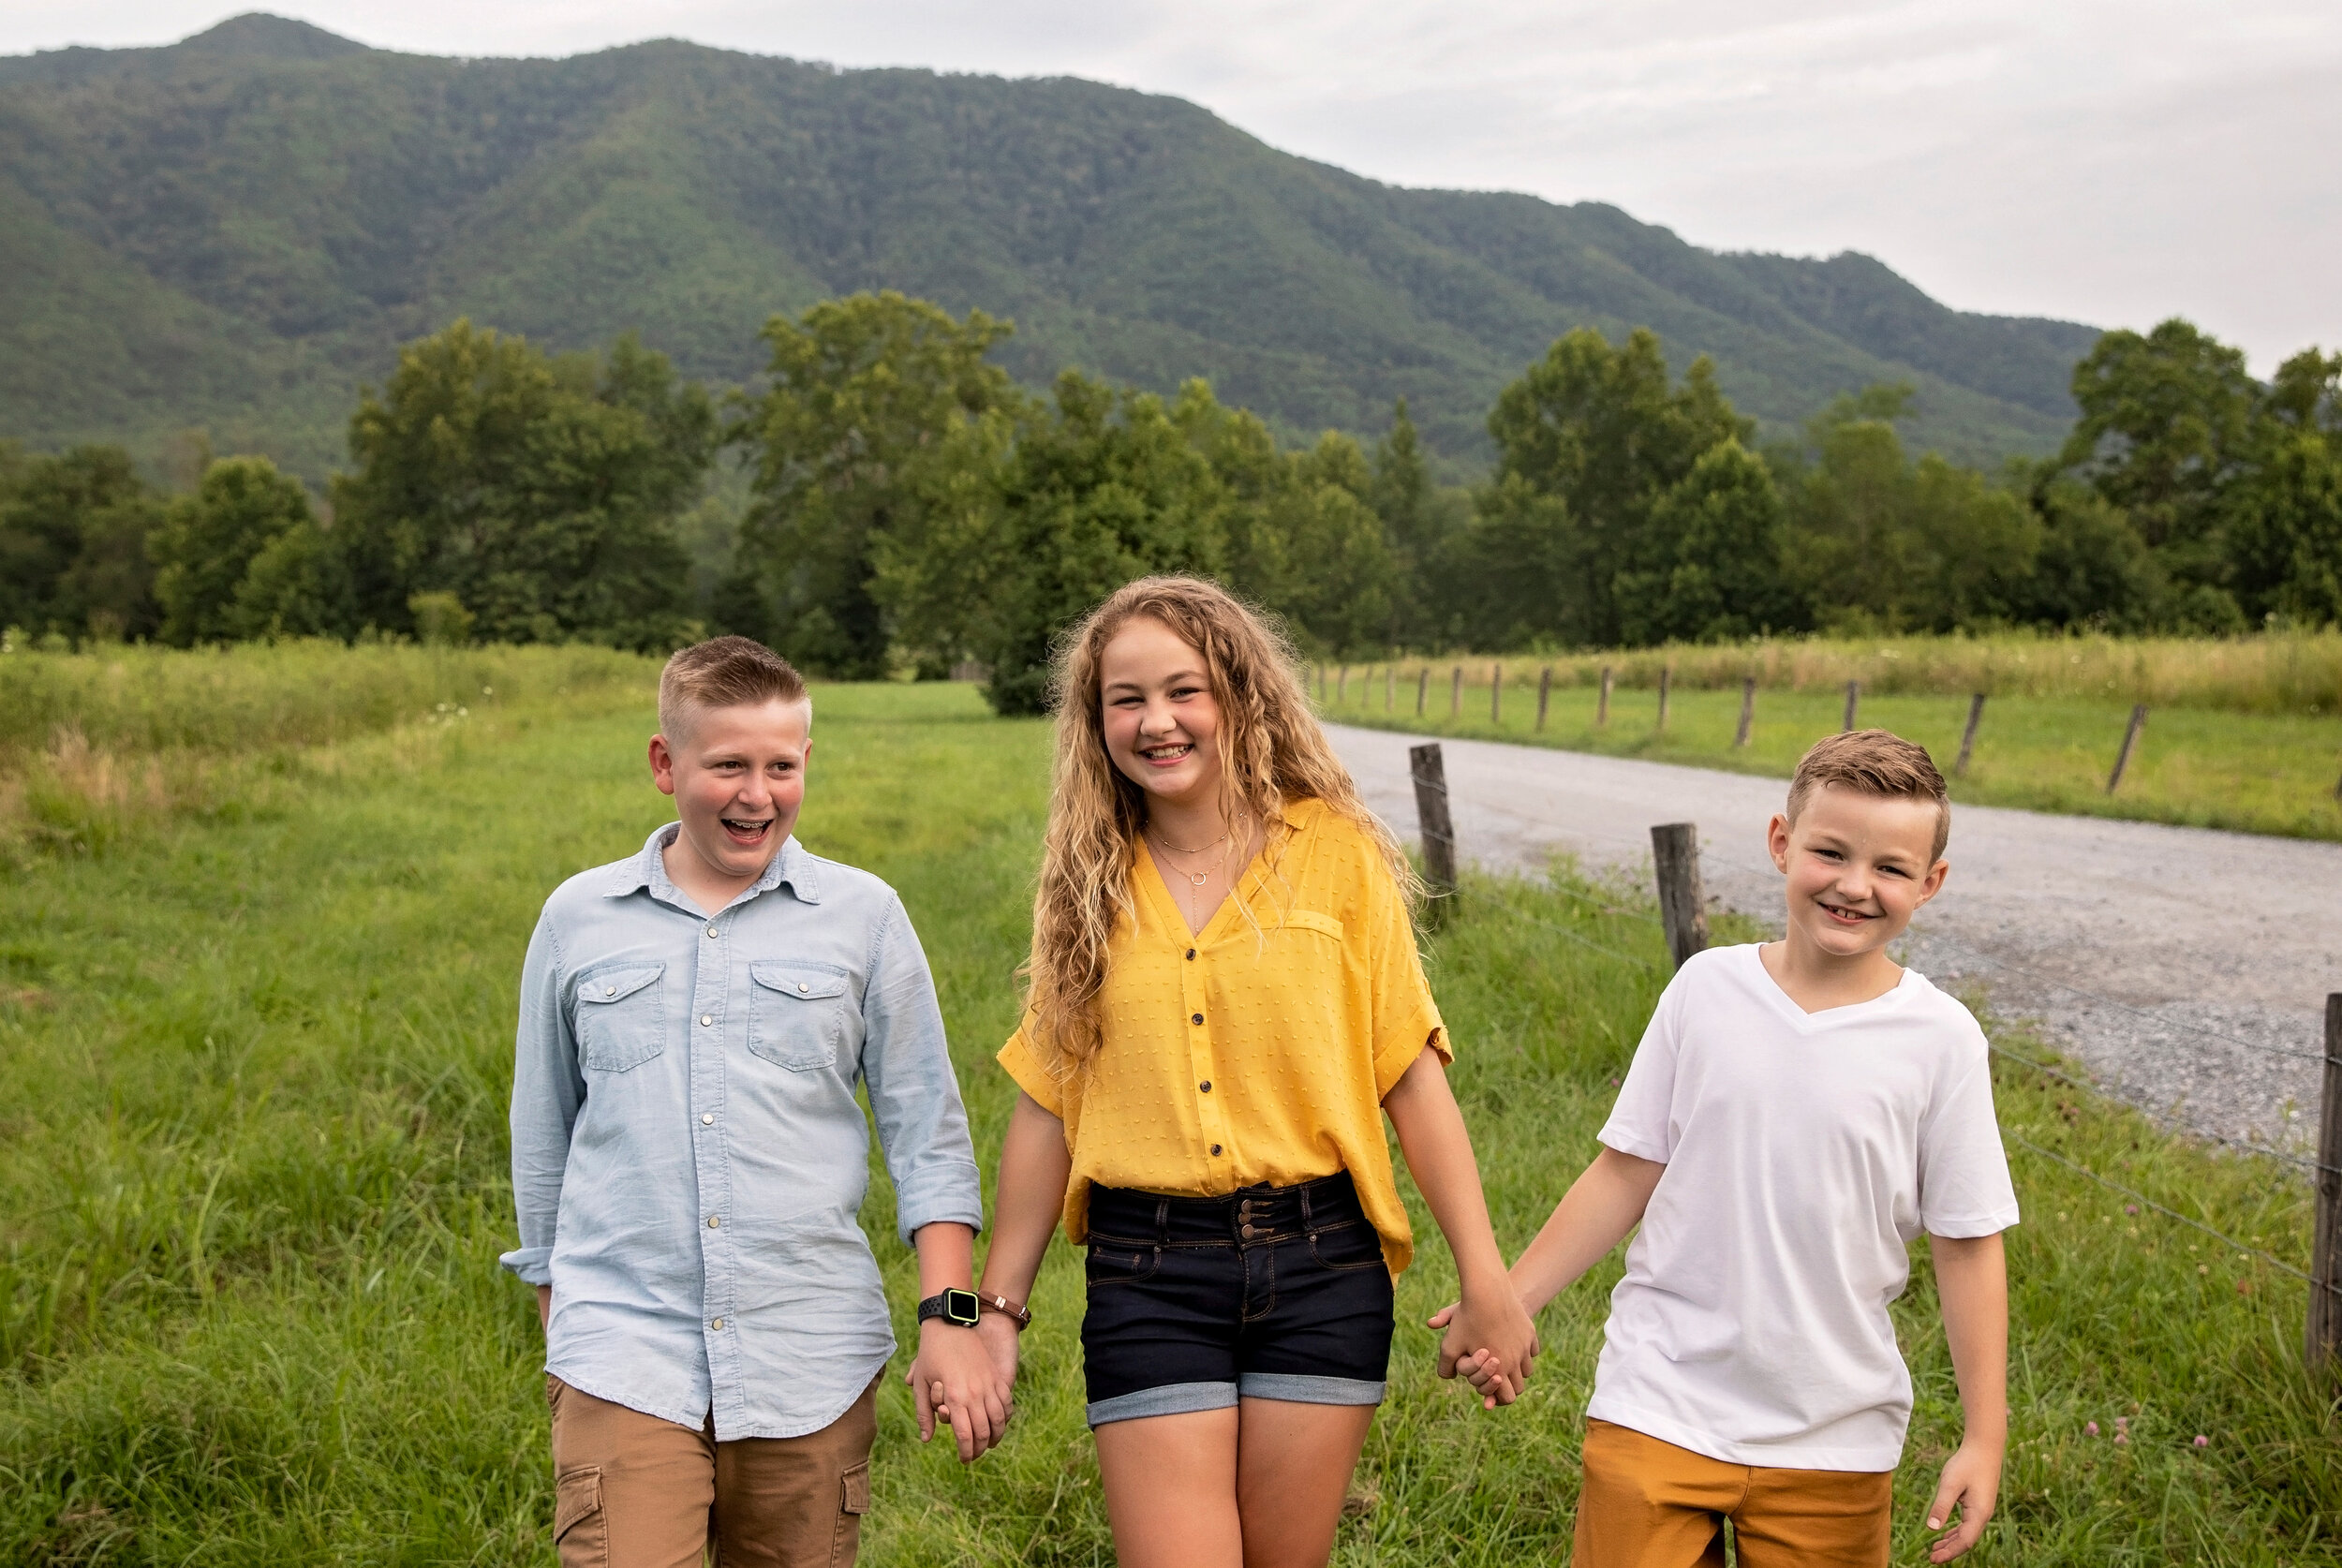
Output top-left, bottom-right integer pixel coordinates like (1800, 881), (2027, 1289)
(1401, 741), (2342, 1370)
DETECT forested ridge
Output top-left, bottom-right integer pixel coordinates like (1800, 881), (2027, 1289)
(1, 12), (2099, 478)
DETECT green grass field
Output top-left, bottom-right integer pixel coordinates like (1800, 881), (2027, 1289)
(1, 668), (2337, 1563)
(1315, 656), (2342, 841)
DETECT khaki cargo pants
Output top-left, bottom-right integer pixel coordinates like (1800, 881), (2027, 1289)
(546, 1375), (878, 1568)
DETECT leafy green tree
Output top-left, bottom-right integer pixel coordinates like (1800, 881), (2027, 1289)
(1169, 385), (1400, 654)
(730, 291), (1016, 678)
(0, 444), (163, 642)
(2226, 348), (2342, 626)
(149, 456), (321, 644)
(334, 320), (712, 648)
(876, 371), (1227, 714)
(2057, 318), (2257, 610)
(1615, 440), (1805, 643)
(1468, 328), (1751, 646)
(2020, 479), (2165, 630)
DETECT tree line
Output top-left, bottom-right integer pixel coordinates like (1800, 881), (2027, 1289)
(4, 296), (2336, 715)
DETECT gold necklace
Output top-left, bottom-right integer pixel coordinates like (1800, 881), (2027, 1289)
(1149, 827), (1238, 928)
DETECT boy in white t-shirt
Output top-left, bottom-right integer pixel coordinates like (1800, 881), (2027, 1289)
(1452, 730), (2018, 1567)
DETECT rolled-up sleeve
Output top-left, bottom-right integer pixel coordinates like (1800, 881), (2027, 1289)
(1366, 862), (1449, 1098)
(860, 896), (985, 1246)
(500, 909), (582, 1286)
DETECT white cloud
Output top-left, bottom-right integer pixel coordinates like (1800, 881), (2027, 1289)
(7, 0), (2335, 369)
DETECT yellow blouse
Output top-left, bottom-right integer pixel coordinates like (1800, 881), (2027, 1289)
(998, 798), (1448, 1276)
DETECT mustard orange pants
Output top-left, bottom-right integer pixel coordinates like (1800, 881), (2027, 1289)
(1573, 1419), (1892, 1568)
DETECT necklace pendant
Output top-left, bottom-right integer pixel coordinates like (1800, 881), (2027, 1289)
(1188, 871), (1208, 887)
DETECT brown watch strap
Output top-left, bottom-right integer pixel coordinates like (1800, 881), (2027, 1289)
(976, 1292), (1031, 1330)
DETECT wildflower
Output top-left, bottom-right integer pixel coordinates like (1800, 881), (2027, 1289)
(2114, 1432), (2128, 1445)
(2237, 1280), (2252, 1294)
(2085, 1421), (2098, 1437)
(482, 686), (493, 695)
(2125, 1205), (2139, 1216)
(2193, 1435), (2209, 1448)
(2198, 1264), (2209, 1275)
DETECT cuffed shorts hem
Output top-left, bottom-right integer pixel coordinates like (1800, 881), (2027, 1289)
(1238, 1372), (1386, 1406)
(1088, 1380), (1238, 1427)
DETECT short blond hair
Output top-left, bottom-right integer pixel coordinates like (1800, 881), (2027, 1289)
(658, 636), (808, 739)
(1787, 729), (1950, 861)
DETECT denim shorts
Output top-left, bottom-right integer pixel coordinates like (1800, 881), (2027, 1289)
(1080, 1170), (1395, 1427)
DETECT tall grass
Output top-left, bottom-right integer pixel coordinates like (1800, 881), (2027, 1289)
(1, 677), (2335, 1562)
(1363, 629), (2342, 715)
(0, 642), (663, 857)
(0, 641), (661, 757)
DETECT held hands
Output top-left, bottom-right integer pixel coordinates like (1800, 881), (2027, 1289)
(905, 1315), (1015, 1462)
(1923, 1439), (2002, 1562)
(1426, 1283), (1540, 1410)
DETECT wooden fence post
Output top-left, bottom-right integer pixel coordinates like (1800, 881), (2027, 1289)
(1416, 666), (1429, 717)
(1956, 693), (1986, 777)
(1843, 679), (1860, 732)
(1734, 676), (1756, 747)
(1650, 823), (1709, 969)
(1490, 662), (1503, 724)
(1597, 667), (1613, 728)
(1386, 665), (1394, 713)
(1536, 666), (1553, 732)
(1317, 664), (1327, 703)
(1337, 665), (1348, 705)
(1656, 666), (1672, 731)
(1411, 743), (1458, 924)
(1449, 665), (1462, 718)
(2308, 994), (2342, 1370)
(2107, 704), (2148, 794)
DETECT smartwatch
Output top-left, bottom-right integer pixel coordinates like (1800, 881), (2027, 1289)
(917, 1288), (981, 1328)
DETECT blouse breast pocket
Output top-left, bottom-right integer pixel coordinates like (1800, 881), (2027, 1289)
(748, 961), (851, 1071)
(574, 963), (667, 1073)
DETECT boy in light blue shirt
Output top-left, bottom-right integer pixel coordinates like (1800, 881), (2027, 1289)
(501, 637), (1006, 1566)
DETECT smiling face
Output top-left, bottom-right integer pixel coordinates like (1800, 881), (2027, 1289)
(649, 697), (811, 897)
(1098, 614), (1223, 813)
(1768, 782), (1949, 962)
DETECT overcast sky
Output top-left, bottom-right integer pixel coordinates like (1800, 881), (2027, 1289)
(8, 1), (2336, 372)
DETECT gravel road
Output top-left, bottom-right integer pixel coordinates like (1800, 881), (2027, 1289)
(1327, 723), (2342, 1159)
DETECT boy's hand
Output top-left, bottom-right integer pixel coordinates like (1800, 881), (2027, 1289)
(907, 1321), (1010, 1462)
(1924, 1439), (2002, 1561)
(1427, 1291), (1539, 1409)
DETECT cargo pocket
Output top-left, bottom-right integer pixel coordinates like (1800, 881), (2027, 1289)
(831, 1458), (870, 1566)
(748, 962), (849, 1071)
(553, 1465), (608, 1568)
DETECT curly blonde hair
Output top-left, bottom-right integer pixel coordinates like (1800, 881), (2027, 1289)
(1020, 575), (1416, 1083)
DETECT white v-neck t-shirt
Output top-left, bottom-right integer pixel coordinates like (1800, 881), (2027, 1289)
(1589, 943), (2020, 1472)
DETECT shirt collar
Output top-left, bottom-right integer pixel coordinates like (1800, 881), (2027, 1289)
(606, 822), (821, 909)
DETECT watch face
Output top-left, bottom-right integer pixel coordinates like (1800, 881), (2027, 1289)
(943, 1288), (981, 1326)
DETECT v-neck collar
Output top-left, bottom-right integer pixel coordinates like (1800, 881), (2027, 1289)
(1134, 816), (1290, 946)
(1738, 942), (1920, 1034)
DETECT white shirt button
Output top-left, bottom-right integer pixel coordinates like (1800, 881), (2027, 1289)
(707, 1215), (720, 1229)
(797, 982), (809, 993)
(705, 925), (719, 939)
(603, 986), (615, 996)
(700, 1014), (714, 1027)
(710, 1318), (724, 1331)
(701, 1113), (716, 1125)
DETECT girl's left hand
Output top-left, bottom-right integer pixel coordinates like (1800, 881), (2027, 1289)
(1427, 1294), (1539, 1409)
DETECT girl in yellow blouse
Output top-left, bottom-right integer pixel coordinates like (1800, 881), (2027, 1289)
(969, 576), (1537, 1568)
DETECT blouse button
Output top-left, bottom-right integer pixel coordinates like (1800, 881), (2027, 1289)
(1186, 949), (1196, 961)
(1191, 1013), (1204, 1026)
(1199, 1080), (1212, 1093)
(1209, 1144), (1223, 1156)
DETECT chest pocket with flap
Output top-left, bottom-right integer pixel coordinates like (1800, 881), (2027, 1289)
(575, 963), (667, 1072)
(749, 962), (851, 1071)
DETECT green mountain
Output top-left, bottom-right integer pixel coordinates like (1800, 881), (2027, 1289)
(0, 13), (2100, 481)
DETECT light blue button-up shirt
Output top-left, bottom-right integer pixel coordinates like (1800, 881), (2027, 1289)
(500, 824), (984, 1441)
